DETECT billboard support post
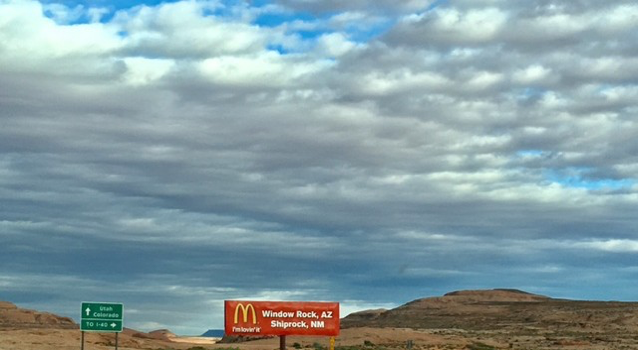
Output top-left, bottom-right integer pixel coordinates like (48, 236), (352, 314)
(280, 335), (286, 350)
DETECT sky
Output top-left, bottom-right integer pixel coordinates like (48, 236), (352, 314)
(1, 0), (638, 336)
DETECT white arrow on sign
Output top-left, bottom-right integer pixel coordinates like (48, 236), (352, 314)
(85, 308), (91, 316)
(111, 323), (116, 328)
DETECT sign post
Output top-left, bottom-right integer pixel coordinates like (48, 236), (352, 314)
(81, 302), (123, 350)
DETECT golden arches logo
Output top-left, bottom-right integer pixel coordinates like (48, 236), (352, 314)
(234, 303), (257, 324)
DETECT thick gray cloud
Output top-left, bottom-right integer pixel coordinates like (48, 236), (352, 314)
(1, 0), (637, 335)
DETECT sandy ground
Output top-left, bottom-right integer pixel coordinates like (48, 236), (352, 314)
(2, 326), (638, 350)
(0, 328), (204, 350)
(170, 336), (221, 344)
(0, 327), (471, 350)
(234, 327), (468, 348)
(4, 291), (638, 350)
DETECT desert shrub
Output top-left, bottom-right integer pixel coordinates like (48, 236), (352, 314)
(466, 343), (497, 350)
(363, 340), (375, 347)
(293, 342), (302, 349)
(335, 346), (362, 350)
(313, 341), (326, 350)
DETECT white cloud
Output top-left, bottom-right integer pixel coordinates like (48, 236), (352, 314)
(512, 65), (551, 85)
(598, 4), (638, 32)
(397, 7), (507, 45)
(114, 1), (268, 58)
(123, 57), (175, 86)
(575, 240), (638, 253)
(356, 69), (450, 95)
(42, 3), (85, 24)
(515, 13), (588, 41)
(464, 70), (503, 90)
(87, 7), (110, 23)
(198, 51), (331, 87)
(0, 1), (122, 71)
(315, 32), (358, 57)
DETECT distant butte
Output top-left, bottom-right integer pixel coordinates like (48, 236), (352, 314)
(341, 288), (638, 332)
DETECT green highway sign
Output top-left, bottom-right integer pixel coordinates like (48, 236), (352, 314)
(81, 302), (123, 332)
(81, 319), (123, 332)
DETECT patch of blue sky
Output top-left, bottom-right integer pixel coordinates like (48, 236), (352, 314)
(40, 0), (178, 11)
(586, 179), (635, 190)
(266, 43), (289, 55)
(544, 168), (635, 191)
(40, 0), (245, 24)
(250, 0), (272, 6)
(202, 0), (257, 19)
(265, 28), (334, 55)
(41, 3), (85, 24)
(425, 0), (449, 12)
(39, 1), (149, 24)
(296, 28), (333, 40)
(516, 149), (545, 158)
(253, 5), (400, 43)
(201, 5), (230, 18)
(254, 11), (315, 27)
(596, 83), (618, 92)
(396, 0), (448, 18)
(517, 87), (548, 99)
(340, 0), (448, 44)
(345, 19), (394, 43)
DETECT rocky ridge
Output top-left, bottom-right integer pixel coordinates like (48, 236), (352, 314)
(0, 301), (76, 329)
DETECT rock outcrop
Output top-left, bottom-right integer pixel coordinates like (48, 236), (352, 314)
(0, 301), (76, 329)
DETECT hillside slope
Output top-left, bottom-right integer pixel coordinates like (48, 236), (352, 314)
(0, 301), (76, 329)
(342, 289), (638, 332)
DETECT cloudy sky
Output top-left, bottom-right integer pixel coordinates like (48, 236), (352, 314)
(1, 0), (638, 335)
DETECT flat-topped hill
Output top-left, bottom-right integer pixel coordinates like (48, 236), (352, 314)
(342, 289), (638, 332)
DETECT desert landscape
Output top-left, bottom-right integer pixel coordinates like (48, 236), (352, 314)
(2, 289), (638, 350)
(3, 1), (637, 350)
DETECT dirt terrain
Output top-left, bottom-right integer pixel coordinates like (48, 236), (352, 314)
(0, 301), (216, 350)
(341, 289), (638, 349)
(0, 301), (75, 329)
(2, 289), (638, 350)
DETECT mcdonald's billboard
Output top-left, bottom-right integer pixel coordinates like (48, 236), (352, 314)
(224, 300), (340, 336)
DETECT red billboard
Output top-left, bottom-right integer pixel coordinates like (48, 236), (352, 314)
(224, 300), (340, 336)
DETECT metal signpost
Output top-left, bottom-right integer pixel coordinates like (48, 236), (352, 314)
(80, 302), (123, 350)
